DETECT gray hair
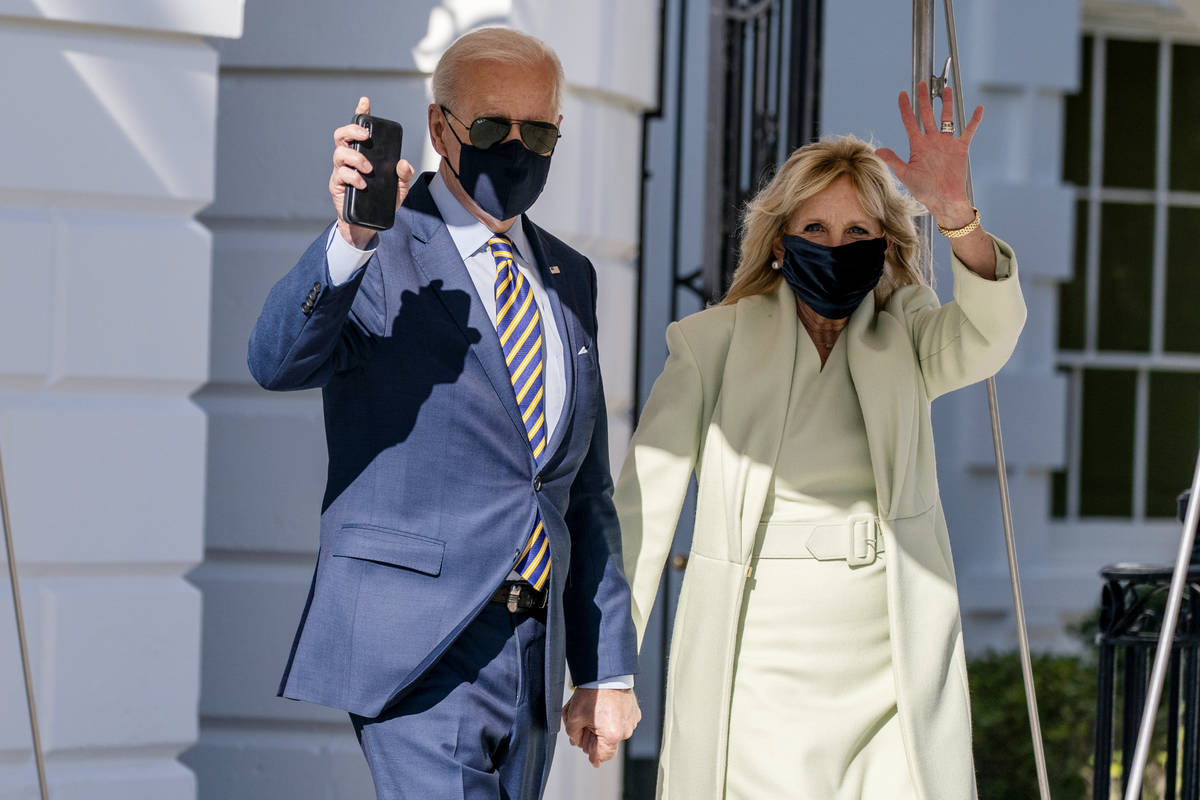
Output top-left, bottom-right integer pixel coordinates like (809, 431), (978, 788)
(431, 27), (565, 115)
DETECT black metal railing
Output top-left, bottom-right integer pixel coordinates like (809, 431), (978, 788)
(1094, 565), (1200, 799)
(1095, 493), (1200, 800)
(700, 0), (822, 302)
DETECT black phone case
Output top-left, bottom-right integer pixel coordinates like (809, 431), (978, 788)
(343, 113), (404, 231)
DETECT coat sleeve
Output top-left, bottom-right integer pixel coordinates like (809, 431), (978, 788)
(247, 223), (386, 391)
(561, 263), (639, 685)
(613, 321), (705, 652)
(903, 234), (1028, 401)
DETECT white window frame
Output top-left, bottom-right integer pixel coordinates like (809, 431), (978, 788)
(1055, 13), (1200, 528)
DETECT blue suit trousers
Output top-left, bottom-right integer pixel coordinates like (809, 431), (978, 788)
(350, 603), (548, 800)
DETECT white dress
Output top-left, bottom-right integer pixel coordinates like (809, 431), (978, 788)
(724, 327), (919, 800)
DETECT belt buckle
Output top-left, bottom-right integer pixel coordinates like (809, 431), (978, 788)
(847, 515), (878, 567)
(506, 584), (522, 613)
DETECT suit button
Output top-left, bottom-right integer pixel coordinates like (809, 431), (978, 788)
(533, 476), (543, 492)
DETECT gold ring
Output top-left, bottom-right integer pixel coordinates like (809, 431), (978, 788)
(940, 120), (954, 133)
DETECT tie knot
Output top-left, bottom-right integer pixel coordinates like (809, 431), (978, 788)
(488, 235), (514, 257)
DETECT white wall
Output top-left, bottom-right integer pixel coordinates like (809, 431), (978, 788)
(183, 2), (658, 798)
(821, 0), (1084, 652)
(0, 2), (243, 799)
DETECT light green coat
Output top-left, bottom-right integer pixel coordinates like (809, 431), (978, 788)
(615, 238), (1027, 799)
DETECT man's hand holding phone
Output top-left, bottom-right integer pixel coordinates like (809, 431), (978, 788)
(330, 96), (415, 249)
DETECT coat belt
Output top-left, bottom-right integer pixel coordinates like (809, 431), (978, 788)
(754, 514), (882, 566)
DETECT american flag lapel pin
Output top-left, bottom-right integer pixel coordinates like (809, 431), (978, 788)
(549, 265), (560, 274)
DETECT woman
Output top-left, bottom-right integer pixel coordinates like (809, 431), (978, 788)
(615, 84), (1026, 799)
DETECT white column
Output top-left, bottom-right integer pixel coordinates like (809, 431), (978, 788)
(0, 3), (243, 799)
(185, 2), (658, 798)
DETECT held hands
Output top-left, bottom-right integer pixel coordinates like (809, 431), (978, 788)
(330, 96), (415, 249)
(876, 81), (982, 231)
(561, 687), (642, 768)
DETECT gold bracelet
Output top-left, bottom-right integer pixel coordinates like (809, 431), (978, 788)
(936, 207), (981, 239)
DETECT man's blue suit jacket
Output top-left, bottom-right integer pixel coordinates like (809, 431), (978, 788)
(247, 174), (639, 753)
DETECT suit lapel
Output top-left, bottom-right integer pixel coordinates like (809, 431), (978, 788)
(399, 178), (530, 446)
(521, 217), (577, 464)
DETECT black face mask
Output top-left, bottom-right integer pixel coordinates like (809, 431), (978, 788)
(444, 119), (553, 220)
(779, 234), (888, 319)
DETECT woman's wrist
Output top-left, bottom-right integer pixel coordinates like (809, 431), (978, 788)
(928, 201), (976, 231)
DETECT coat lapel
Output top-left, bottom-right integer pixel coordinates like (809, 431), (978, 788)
(714, 280), (928, 560)
(521, 217), (577, 464)
(716, 280), (799, 563)
(845, 292), (925, 519)
(399, 179), (530, 446)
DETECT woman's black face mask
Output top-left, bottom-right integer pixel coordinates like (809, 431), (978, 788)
(778, 234), (888, 319)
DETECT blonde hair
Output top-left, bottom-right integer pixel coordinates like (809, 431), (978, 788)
(721, 135), (929, 308)
(432, 27), (566, 115)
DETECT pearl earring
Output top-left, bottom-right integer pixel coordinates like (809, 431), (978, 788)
(771, 260), (780, 271)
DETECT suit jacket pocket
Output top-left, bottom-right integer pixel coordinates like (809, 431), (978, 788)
(332, 523), (444, 577)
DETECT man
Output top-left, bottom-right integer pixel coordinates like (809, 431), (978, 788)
(248, 27), (640, 800)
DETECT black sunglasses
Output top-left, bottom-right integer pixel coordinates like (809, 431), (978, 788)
(440, 106), (561, 156)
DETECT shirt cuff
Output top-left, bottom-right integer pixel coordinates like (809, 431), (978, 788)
(577, 675), (635, 690)
(325, 224), (377, 286)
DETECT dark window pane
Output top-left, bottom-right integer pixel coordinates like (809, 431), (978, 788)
(1080, 369), (1136, 516)
(1063, 36), (1094, 186)
(1051, 366), (1075, 519)
(1058, 198), (1089, 350)
(1170, 44), (1200, 192)
(1165, 207), (1200, 353)
(1097, 202), (1154, 351)
(1051, 469), (1068, 518)
(1147, 372), (1200, 518)
(1103, 39), (1159, 190)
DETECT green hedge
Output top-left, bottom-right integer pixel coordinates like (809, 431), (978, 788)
(969, 649), (1098, 798)
(968, 597), (1196, 799)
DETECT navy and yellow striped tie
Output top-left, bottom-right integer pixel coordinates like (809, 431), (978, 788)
(490, 235), (550, 591)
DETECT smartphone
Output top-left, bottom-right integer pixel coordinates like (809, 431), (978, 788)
(343, 113), (404, 231)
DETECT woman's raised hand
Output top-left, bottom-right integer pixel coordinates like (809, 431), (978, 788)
(876, 81), (982, 229)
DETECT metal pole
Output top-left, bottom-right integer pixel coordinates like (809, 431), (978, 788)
(943, 4), (1052, 794)
(919, 1), (1053, 796)
(912, 0), (935, 255)
(1124, 448), (1200, 800)
(942, 0), (973, 206)
(0, 441), (50, 799)
(983, 379), (1052, 800)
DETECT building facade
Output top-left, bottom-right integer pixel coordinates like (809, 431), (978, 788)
(0, 2), (242, 798)
(2, 1), (1199, 799)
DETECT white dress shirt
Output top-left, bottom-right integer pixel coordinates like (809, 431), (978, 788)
(323, 174), (632, 691)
